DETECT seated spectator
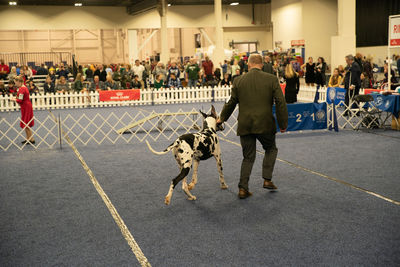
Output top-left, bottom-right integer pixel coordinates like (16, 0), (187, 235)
(167, 73), (181, 88)
(43, 76), (55, 94)
(120, 74), (132, 89)
(131, 75), (144, 89)
(56, 64), (69, 79)
(49, 69), (56, 83)
(7, 66), (18, 81)
(6, 79), (18, 95)
(0, 59), (9, 80)
(73, 73), (87, 93)
(89, 75), (104, 92)
(55, 76), (70, 93)
(104, 75), (119, 90)
(36, 64), (48, 76)
(105, 64), (113, 75)
(27, 79), (39, 94)
(214, 68), (222, 82)
(21, 65), (33, 80)
(328, 68), (343, 87)
(0, 79), (6, 96)
(232, 69), (241, 83)
(112, 65), (122, 82)
(94, 65), (107, 82)
(154, 74), (164, 90)
(31, 66), (37, 76)
(284, 63), (300, 104)
(220, 73), (231, 87)
(360, 72), (371, 89)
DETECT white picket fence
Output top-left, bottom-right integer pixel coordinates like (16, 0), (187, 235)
(0, 85), (344, 112)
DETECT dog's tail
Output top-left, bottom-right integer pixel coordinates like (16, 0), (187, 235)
(145, 140), (177, 155)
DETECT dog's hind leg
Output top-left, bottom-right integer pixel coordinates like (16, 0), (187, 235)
(214, 154), (228, 189)
(188, 159), (199, 191)
(181, 160), (197, 201)
(165, 166), (191, 205)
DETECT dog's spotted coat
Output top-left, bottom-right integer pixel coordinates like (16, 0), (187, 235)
(146, 105), (227, 205)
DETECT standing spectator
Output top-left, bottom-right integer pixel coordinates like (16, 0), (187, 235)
(202, 56), (214, 81)
(167, 61), (180, 81)
(344, 54), (361, 113)
(73, 73), (87, 93)
(56, 64), (69, 80)
(238, 56), (246, 74)
(214, 68), (222, 82)
(104, 75), (118, 90)
(36, 64), (48, 76)
(112, 65), (122, 82)
(383, 63), (397, 89)
(354, 53), (364, 72)
(231, 60), (241, 79)
(360, 73), (371, 89)
(89, 75), (104, 92)
(0, 59), (9, 79)
(105, 64), (113, 75)
(186, 59), (200, 88)
(220, 73), (231, 87)
(328, 68), (343, 87)
(153, 62), (167, 80)
(133, 60), (145, 81)
(262, 56), (274, 74)
(43, 76), (55, 94)
(363, 57), (373, 82)
(218, 54), (288, 198)
(0, 79), (6, 96)
(12, 76), (35, 144)
(27, 79), (39, 94)
(284, 63), (300, 104)
(232, 69), (241, 83)
(338, 65), (345, 77)
(8, 66), (18, 81)
(85, 65), (94, 82)
(94, 65), (107, 82)
(220, 60), (228, 76)
(301, 57), (316, 86)
(49, 69), (57, 83)
(55, 76), (70, 93)
(131, 75), (144, 89)
(315, 57), (327, 87)
(167, 73), (181, 88)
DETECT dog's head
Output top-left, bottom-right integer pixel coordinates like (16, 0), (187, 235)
(199, 105), (224, 131)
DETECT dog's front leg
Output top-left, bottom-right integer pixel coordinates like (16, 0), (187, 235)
(214, 153), (228, 189)
(188, 159), (199, 191)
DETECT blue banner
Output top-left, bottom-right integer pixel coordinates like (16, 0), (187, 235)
(326, 87), (346, 105)
(273, 102), (327, 132)
(371, 94), (400, 118)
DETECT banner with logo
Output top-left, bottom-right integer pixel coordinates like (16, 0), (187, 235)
(273, 102), (327, 132)
(326, 87), (346, 105)
(99, 89), (140, 102)
(371, 94), (400, 117)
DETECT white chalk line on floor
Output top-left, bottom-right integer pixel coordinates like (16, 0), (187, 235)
(49, 111), (151, 267)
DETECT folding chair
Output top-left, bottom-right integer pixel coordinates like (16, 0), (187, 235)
(353, 94), (382, 129)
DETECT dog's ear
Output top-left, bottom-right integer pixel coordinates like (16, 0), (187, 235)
(211, 105), (217, 118)
(199, 110), (207, 118)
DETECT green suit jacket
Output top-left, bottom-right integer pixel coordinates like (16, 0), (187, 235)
(220, 68), (288, 136)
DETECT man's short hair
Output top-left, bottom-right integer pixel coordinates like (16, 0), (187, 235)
(248, 54), (263, 65)
(345, 54), (354, 61)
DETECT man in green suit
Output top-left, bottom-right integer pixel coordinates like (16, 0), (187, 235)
(218, 54), (288, 199)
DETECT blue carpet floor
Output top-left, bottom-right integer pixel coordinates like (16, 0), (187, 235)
(1, 128), (399, 266)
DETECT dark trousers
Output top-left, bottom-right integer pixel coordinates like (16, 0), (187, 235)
(345, 87), (360, 110)
(239, 133), (278, 191)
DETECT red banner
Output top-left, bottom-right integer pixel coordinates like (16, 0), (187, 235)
(280, 84), (286, 95)
(99, 89), (140, 102)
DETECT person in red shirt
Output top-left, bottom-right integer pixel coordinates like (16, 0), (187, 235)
(0, 59), (9, 80)
(202, 56), (214, 82)
(12, 76), (35, 144)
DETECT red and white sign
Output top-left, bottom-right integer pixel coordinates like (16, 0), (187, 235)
(99, 89), (140, 102)
(291, 40), (305, 47)
(389, 15), (400, 47)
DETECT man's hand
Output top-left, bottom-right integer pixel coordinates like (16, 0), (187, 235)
(280, 128), (287, 133)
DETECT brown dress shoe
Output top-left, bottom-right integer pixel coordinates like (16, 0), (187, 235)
(238, 188), (253, 199)
(263, 180), (277, 190)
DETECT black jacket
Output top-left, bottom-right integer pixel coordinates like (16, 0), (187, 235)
(284, 75), (300, 104)
(344, 62), (361, 89)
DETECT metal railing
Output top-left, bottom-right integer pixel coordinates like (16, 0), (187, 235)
(0, 52), (72, 67)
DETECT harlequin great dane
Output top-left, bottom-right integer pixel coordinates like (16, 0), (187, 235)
(145, 105), (228, 205)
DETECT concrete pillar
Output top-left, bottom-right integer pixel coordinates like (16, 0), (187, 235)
(160, 0), (169, 64)
(128, 29), (138, 65)
(214, 0), (225, 67)
(331, 0), (356, 72)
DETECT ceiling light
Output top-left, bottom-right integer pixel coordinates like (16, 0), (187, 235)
(230, 2), (239, 5)
(75, 3), (82, 6)
(167, 4), (171, 7)
(9, 1), (17, 5)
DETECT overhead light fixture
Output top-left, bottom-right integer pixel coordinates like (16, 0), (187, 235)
(75, 3), (82, 6)
(230, 2), (239, 5)
(9, 1), (17, 5)
(167, 4), (171, 7)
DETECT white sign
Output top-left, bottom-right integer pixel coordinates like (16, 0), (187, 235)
(389, 15), (400, 47)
